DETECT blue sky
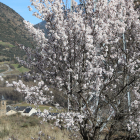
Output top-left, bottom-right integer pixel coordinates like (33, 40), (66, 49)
(0, 0), (80, 25)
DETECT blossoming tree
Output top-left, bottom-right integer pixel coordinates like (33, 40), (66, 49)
(5, 0), (140, 139)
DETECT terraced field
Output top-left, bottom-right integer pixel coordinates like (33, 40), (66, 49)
(0, 64), (8, 73)
(11, 64), (30, 73)
(0, 62), (30, 76)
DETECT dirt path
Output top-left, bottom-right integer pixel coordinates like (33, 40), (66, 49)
(0, 64), (13, 76)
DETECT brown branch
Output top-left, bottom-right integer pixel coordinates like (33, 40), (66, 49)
(114, 77), (135, 99)
(77, 91), (100, 126)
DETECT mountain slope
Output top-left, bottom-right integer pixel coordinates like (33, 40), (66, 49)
(0, 2), (37, 61)
(34, 20), (49, 38)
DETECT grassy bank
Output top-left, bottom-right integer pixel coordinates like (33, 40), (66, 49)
(0, 113), (75, 140)
(0, 40), (15, 47)
(11, 64), (30, 73)
(0, 113), (129, 140)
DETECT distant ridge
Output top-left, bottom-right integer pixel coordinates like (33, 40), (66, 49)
(34, 20), (49, 38)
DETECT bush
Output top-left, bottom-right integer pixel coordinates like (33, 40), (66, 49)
(0, 128), (9, 138)
(9, 64), (15, 70)
(21, 123), (29, 128)
(28, 117), (40, 126)
(6, 58), (10, 61)
(6, 100), (13, 105)
(20, 116), (40, 128)
(29, 120), (37, 126)
(17, 64), (22, 68)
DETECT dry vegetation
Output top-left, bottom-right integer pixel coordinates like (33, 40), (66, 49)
(0, 113), (81, 140)
(0, 113), (130, 140)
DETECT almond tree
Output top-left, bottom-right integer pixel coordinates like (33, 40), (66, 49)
(5, 0), (140, 139)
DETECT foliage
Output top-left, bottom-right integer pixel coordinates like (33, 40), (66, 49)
(17, 64), (22, 68)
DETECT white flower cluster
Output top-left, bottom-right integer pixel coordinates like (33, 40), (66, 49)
(37, 111), (85, 130)
(5, 80), (53, 105)
(0, 76), (4, 81)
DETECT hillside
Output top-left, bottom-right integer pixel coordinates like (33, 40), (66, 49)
(34, 20), (49, 38)
(0, 2), (37, 61)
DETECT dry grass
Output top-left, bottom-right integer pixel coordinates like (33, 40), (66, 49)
(0, 61), (9, 65)
(4, 70), (21, 75)
(0, 113), (77, 140)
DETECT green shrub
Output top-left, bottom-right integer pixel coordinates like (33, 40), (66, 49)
(9, 64), (15, 69)
(17, 64), (22, 68)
